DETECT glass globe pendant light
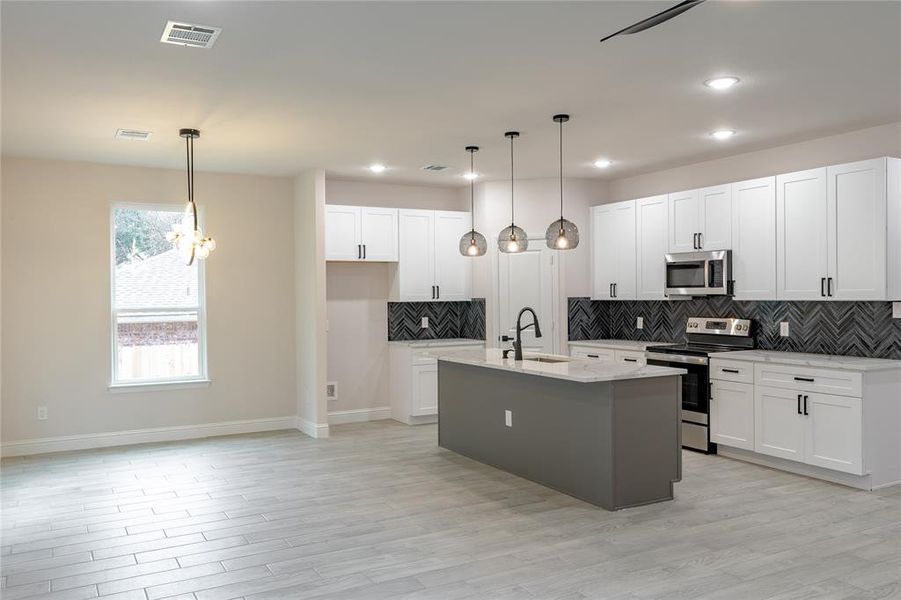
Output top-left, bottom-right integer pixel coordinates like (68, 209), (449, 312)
(546, 114), (580, 250)
(498, 131), (528, 253)
(166, 128), (216, 266)
(458, 146), (487, 257)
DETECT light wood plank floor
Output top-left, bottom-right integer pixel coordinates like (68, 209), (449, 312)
(2, 421), (899, 600)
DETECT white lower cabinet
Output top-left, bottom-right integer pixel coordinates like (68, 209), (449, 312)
(754, 386), (806, 462)
(710, 380), (755, 451)
(390, 341), (483, 424)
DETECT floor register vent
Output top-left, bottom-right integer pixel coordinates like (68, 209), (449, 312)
(160, 21), (222, 48)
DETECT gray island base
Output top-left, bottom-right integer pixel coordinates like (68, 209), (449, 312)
(437, 354), (683, 511)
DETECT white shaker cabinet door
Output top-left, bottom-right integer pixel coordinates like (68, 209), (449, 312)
(755, 386), (806, 462)
(731, 177), (777, 300)
(827, 158), (887, 300)
(325, 205), (362, 261)
(360, 207), (398, 262)
(410, 364), (438, 416)
(612, 201), (637, 300)
(804, 392), (863, 475)
(434, 211), (472, 301)
(711, 380), (755, 451)
(699, 184), (732, 250)
(397, 209), (436, 301)
(591, 205), (617, 300)
(776, 168), (828, 300)
(667, 189), (700, 253)
(636, 195), (668, 300)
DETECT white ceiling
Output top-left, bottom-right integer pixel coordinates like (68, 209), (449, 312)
(2, 1), (899, 186)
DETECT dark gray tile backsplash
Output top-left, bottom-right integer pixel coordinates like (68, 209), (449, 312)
(388, 298), (485, 341)
(568, 297), (901, 360)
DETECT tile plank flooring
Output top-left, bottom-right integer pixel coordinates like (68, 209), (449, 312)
(2, 421), (899, 600)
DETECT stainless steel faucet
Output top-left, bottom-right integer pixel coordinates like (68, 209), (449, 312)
(513, 307), (542, 361)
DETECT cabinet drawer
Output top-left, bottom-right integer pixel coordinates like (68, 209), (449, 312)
(710, 359), (754, 384)
(570, 346), (615, 361)
(754, 364), (861, 397)
(615, 350), (647, 366)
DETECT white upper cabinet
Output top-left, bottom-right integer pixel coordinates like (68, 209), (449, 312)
(890, 158), (901, 300)
(635, 195), (668, 300)
(434, 211), (472, 301)
(700, 184), (733, 250)
(394, 209), (471, 302)
(827, 159), (887, 300)
(731, 177), (776, 300)
(360, 207), (399, 261)
(325, 205), (363, 261)
(325, 204), (398, 262)
(590, 201), (636, 300)
(776, 168), (829, 300)
(667, 189), (700, 253)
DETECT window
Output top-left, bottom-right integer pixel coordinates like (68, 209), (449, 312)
(111, 204), (207, 385)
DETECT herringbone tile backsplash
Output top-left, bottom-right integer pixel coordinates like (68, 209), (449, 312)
(568, 297), (901, 360)
(388, 299), (485, 341)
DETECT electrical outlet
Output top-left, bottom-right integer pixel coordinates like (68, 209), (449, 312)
(504, 410), (512, 427)
(636, 317), (644, 330)
(421, 317), (429, 329)
(779, 322), (790, 337)
(326, 382), (338, 402)
(894, 302), (901, 319)
(37, 406), (48, 421)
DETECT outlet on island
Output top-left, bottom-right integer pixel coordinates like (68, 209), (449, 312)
(504, 410), (512, 427)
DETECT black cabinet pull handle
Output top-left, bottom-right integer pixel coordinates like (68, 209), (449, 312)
(821, 277), (826, 297)
(797, 394), (802, 415)
(587, 354), (599, 358)
(613, 283), (617, 298)
(803, 395), (809, 416)
(693, 233), (698, 250)
(722, 368), (740, 374)
(436, 286), (439, 300)
(623, 358), (638, 363)
(793, 376), (815, 382)
(357, 244), (361, 259)
(698, 232), (703, 249)
(609, 283), (614, 298)
(827, 277), (833, 297)
(363, 244), (366, 259)
(431, 285), (436, 299)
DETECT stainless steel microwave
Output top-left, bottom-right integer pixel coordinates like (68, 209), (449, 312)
(664, 250), (732, 297)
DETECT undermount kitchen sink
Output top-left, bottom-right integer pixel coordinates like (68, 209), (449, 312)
(524, 356), (570, 364)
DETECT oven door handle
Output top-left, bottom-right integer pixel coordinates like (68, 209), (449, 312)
(646, 353), (708, 366)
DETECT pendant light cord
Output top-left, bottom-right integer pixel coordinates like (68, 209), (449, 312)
(509, 134), (515, 227)
(470, 150), (476, 238)
(559, 118), (564, 223)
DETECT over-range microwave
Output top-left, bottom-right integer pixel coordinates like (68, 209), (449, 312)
(664, 250), (733, 297)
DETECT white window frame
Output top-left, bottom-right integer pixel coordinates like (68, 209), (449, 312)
(109, 202), (209, 389)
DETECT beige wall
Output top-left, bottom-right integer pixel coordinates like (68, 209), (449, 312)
(607, 122), (901, 202)
(1, 157), (298, 443)
(325, 179), (467, 211)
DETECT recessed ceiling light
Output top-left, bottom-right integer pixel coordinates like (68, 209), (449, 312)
(704, 76), (740, 90)
(711, 129), (736, 140)
(463, 172), (478, 180)
(369, 163), (386, 173)
(593, 159), (613, 169)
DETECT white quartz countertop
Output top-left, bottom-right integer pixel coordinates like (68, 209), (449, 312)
(568, 340), (674, 352)
(432, 348), (686, 383)
(709, 350), (901, 372)
(388, 338), (484, 348)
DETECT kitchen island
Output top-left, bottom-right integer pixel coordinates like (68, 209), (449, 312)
(435, 348), (686, 510)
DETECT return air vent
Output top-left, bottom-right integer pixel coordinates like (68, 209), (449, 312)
(421, 164), (450, 172)
(160, 21), (222, 48)
(115, 129), (152, 141)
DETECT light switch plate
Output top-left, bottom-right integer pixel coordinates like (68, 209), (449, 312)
(894, 302), (901, 319)
(37, 406), (48, 421)
(504, 410), (512, 427)
(780, 322), (790, 337)
(636, 317), (644, 330)
(421, 317), (429, 328)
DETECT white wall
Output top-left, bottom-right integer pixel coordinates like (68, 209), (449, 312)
(324, 179), (468, 417)
(294, 170), (329, 438)
(1, 158), (298, 446)
(608, 122), (901, 202)
(470, 177), (607, 350)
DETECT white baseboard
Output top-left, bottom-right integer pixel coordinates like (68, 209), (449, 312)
(296, 417), (330, 439)
(328, 407), (391, 425)
(718, 447), (877, 491)
(1, 416), (299, 458)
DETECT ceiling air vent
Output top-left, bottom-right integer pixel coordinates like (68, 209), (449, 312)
(160, 21), (222, 48)
(421, 164), (449, 172)
(115, 129), (152, 141)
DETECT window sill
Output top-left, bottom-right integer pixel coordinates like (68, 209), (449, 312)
(108, 379), (212, 394)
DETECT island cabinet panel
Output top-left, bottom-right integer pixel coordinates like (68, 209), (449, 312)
(437, 361), (682, 510)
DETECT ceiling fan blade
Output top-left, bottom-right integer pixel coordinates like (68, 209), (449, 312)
(600, 0), (705, 43)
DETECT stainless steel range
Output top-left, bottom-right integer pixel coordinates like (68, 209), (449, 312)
(646, 317), (754, 453)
